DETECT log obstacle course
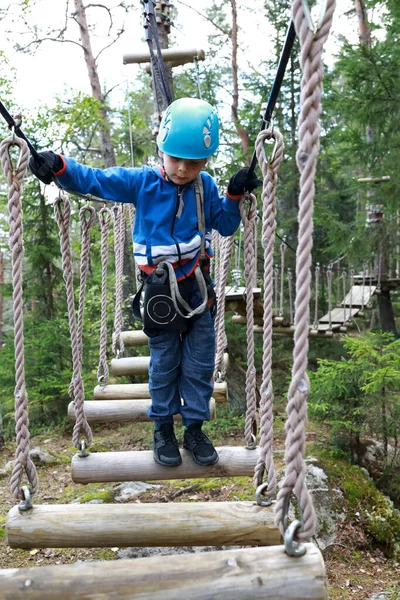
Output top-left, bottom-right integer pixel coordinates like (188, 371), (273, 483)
(0, 2), (337, 596)
(0, 544), (327, 600)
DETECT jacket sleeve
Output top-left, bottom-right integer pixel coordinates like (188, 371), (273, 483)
(55, 157), (139, 205)
(203, 172), (242, 237)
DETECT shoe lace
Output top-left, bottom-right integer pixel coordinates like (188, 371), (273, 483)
(190, 428), (209, 444)
(158, 427), (178, 447)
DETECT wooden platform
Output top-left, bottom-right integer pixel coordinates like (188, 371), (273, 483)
(341, 285), (376, 307)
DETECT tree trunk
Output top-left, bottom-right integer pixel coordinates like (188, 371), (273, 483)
(73, 0), (116, 168)
(230, 0), (250, 157)
(355, 0), (397, 336)
(377, 289), (398, 336)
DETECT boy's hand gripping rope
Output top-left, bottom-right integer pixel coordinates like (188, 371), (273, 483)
(274, 0), (336, 549)
(253, 127), (284, 505)
(0, 135), (38, 502)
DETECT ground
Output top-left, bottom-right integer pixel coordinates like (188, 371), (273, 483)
(0, 416), (399, 599)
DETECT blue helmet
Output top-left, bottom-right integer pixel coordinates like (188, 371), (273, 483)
(157, 98), (220, 159)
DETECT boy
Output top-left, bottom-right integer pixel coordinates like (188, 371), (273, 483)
(29, 97), (261, 467)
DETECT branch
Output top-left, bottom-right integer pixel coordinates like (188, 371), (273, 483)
(174, 0), (231, 37)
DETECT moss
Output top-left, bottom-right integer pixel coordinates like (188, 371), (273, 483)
(309, 445), (400, 556)
(79, 490), (114, 504)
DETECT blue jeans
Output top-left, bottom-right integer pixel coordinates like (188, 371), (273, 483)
(146, 282), (215, 428)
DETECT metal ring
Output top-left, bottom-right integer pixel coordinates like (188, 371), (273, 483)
(284, 520), (306, 557)
(79, 440), (89, 458)
(255, 481), (273, 507)
(18, 486), (33, 512)
(245, 433), (257, 450)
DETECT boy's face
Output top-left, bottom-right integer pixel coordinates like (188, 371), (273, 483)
(163, 153), (207, 186)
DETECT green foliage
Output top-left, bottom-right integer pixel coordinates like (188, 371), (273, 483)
(310, 333), (400, 444)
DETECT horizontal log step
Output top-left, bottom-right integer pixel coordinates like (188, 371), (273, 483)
(68, 398), (216, 423)
(93, 380), (228, 403)
(111, 352), (229, 377)
(120, 329), (149, 346)
(71, 446), (259, 484)
(6, 501), (280, 549)
(0, 543), (327, 600)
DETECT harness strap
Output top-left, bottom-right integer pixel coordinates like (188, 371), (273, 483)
(194, 175), (206, 259)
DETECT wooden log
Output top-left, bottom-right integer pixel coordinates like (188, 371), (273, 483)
(111, 355), (150, 376)
(68, 398), (216, 424)
(93, 380), (228, 403)
(71, 446), (259, 483)
(6, 501), (280, 549)
(111, 353), (229, 377)
(123, 47), (205, 65)
(0, 543), (327, 600)
(121, 329), (149, 346)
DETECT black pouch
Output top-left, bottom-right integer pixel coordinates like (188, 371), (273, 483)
(132, 268), (194, 332)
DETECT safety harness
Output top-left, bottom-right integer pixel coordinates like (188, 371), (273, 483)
(132, 175), (216, 332)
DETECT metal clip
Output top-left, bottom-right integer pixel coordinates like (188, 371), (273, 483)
(255, 481), (273, 507)
(18, 486), (33, 512)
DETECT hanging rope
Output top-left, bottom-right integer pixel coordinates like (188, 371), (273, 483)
(54, 192), (92, 450)
(241, 193), (258, 447)
(279, 240), (286, 320)
(97, 206), (113, 385)
(0, 134), (38, 501)
(274, 0), (336, 545)
(312, 263), (320, 331)
(77, 204), (97, 363)
(288, 267), (294, 325)
(253, 127), (284, 503)
(327, 266), (333, 334)
(112, 204), (126, 356)
(213, 235), (234, 381)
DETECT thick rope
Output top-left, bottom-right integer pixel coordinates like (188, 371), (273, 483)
(279, 241), (286, 319)
(275, 0), (336, 542)
(77, 205), (97, 364)
(54, 192), (92, 449)
(241, 193), (258, 447)
(253, 128), (284, 498)
(112, 204), (126, 356)
(213, 235), (234, 381)
(97, 206), (113, 385)
(0, 135), (38, 500)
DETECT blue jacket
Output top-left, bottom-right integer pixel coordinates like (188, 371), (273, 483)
(56, 158), (241, 280)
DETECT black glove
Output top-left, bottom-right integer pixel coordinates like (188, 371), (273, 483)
(29, 151), (63, 185)
(227, 167), (263, 196)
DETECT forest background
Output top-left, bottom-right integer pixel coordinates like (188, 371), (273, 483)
(0, 0), (399, 562)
